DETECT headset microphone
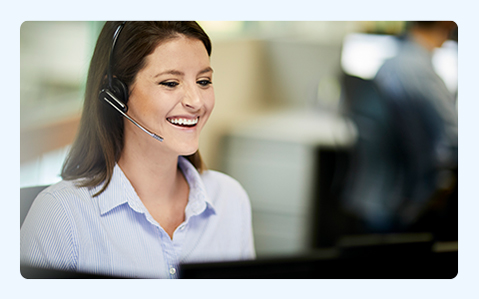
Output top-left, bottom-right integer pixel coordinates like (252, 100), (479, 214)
(99, 21), (164, 142)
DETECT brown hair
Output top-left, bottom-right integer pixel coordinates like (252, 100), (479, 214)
(61, 21), (212, 196)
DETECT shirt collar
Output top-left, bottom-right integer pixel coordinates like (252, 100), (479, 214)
(178, 156), (216, 219)
(97, 164), (145, 216)
(97, 156), (216, 218)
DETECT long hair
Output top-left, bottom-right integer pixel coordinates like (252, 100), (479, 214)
(61, 21), (212, 196)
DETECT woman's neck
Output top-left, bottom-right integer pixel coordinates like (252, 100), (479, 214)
(117, 139), (186, 207)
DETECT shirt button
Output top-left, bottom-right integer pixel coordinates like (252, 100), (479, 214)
(179, 224), (185, 230)
(169, 267), (177, 275)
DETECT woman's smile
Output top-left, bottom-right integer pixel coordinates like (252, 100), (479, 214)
(166, 116), (200, 127)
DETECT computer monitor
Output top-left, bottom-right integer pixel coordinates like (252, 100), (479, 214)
(180, 240), (457, 279)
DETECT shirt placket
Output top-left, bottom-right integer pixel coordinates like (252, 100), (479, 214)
(133, 201), (181, 279)
(159, 228), (180, 279)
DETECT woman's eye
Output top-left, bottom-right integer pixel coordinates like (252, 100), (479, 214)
(160, 81), (179, 88)
(197, 80), (212, 87)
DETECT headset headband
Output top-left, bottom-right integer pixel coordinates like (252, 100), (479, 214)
(107, 21), (127, 89)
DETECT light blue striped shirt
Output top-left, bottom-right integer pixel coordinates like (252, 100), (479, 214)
(20, 156), (255, 278)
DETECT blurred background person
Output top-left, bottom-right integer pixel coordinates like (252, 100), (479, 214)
(341, 21), (458, 237)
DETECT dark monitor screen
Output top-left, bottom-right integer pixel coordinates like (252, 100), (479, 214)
(180, 246), (457, 279)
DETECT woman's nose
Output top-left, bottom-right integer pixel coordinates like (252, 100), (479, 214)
(182, 84), (202, 110)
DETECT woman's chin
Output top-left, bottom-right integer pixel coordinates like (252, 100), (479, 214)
(177, 144), (199, 157)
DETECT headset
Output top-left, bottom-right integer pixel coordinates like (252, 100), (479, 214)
(98, 21), (164, 142)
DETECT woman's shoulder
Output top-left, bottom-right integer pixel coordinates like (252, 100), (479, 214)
(27, 180), (97, 217)
(37, 179), (92, 201)
(22, 180), (98, 235)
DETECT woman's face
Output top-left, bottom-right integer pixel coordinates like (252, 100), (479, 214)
(127, 36), (214, 156)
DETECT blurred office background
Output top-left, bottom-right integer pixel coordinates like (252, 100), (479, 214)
(20, 21), (458, 259)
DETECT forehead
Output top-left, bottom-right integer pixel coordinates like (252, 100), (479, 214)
(142, 36), (210, 72)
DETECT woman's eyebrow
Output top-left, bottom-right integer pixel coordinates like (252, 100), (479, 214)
(153, 67), (213, 78)
(154, 69), (184, 78)
(198, 67), (213, 75)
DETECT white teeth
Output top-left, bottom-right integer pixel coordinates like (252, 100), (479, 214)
(167, 117), (198, 126)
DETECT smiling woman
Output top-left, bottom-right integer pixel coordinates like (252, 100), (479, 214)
(20, 21), (255, 279)
(123, 36), (215, 160)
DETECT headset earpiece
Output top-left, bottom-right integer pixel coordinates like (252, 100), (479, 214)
(112, 78), (129, 104)
(99, 77), (129, 113)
